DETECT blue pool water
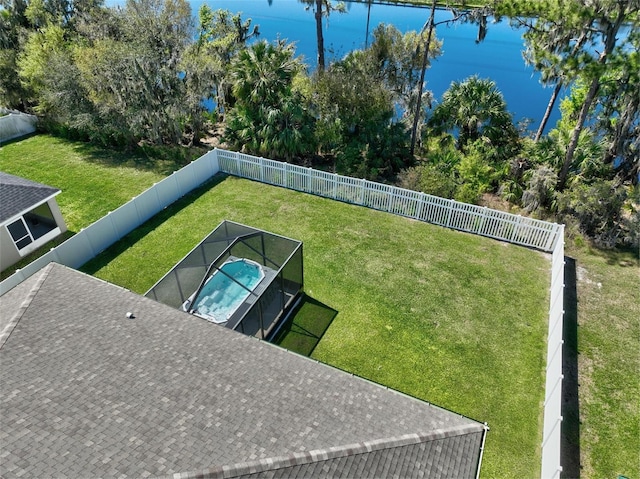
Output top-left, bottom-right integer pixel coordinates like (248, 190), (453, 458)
(189, 259), (265, 323)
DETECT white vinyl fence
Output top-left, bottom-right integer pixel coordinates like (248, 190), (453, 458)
(216, 148), (566, 477)
(0, 110), (37, 143)
(0, 147), (565, 477)
(216, 149), (562, 252)
(542, 226), (565, 479)
(0, 150), (219, 295)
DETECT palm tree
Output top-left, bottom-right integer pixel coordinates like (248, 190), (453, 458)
(231, 40), (299, 107)
(225, 40), (315, 161)
(301, 0), (345, 72)
(428, 75), (516, 149)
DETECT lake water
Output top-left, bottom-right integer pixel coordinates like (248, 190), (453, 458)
(110, 0), (564, 132)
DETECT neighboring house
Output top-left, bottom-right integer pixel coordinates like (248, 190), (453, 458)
(0, 172), (67, 272)
(0, 262), (488, 478)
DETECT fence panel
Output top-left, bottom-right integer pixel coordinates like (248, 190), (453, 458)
(215, 149), (563, 252)
(263, 159), (286, 186)
(133, 187), (164, 225)
(237, 154), (262, 180)
(334, 176), (363, 204)
(285, 163), (310, 192)
(81, 214), (119, 255)
(188, 150), (219, 181)
(541, 226), (565, 479)
(216, 149), (238, 175)
(310, 169), (336, 198)
(54, 230), (96, 268)
(389, 188), (422, 218)
(362, 181), (393, 211)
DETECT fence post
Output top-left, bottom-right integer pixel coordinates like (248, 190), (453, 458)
(359, 178), (366, 205)
(386, 189), (394, 213)
(445, 199), (455, 228)
(284, 162), (289, 189)
(415, 193), (425, 220)
(50, 246), (61, 264)
(259, 157), (265, 183)
(510, 215), (523, 243)
(332, 173), (338, 199)
(235, 151), (241, 176)
(477, 206), (488, 235)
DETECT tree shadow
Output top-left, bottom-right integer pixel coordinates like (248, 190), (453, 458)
(561, 256), (580, 479)
(270, 294), (338, 357)
(79, 174), (229, 275)
(68, 140), (208, 176)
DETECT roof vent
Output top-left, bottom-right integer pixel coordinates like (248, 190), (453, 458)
(126, 312), (135, 319)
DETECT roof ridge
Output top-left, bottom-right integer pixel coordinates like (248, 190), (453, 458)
(0, 263), (54, 349)
(157, 423), (486, 479)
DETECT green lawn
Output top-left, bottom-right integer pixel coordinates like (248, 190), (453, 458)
(0, 135), (172, 231)
(271, 295), (338, 356)
(81, 174), (550, 478)
(565, 243), (640, 479)
(0, 134), (202, 277)
(4, 136), (637, 478)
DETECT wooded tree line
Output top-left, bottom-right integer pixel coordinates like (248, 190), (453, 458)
(1, 0), (638, 248)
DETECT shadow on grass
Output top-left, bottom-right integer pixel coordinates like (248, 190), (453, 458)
(561, 256), (580, 479)
(79, 174), (229, 275)
(0, 131), (38, 147)
(271, 294), (337, 357)
(68, 140), (208, 176)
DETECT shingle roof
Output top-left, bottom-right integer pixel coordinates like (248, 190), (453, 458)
(0, 263), (487, 478)
(0, 171), (60, 223)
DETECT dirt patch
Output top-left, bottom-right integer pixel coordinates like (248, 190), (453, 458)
(576, 266), (602, 289)
(200, 125), (227, 149)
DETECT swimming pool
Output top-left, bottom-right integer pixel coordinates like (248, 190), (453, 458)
(183, 258), (265, 324)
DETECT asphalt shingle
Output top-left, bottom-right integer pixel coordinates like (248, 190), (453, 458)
(0, 263), (486, 478)
(0, 172), (60, 223)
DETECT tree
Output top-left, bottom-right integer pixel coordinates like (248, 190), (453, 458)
(16, 23), (66, 108)
(301, 0), (345, 71)
(557, 178), (631, 247)
(523, 29), (588, 141)
(496, 0), (640, 189)
(367, 23), (441, 129)
(0, 0), (30, 108)
(185, 7), (259, 120)
(312, 48), (412, 179)
(224, 39), (315, 161)
(595, 29), (640, 185)
(428, 75), (518, 151)
(71, 0), (194, 146)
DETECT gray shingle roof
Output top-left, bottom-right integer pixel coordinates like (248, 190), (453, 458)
(0, 171), (61, 223)
(0, 263), (487, 478)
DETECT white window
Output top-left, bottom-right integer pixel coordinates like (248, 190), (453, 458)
(7, 218), (33, 250)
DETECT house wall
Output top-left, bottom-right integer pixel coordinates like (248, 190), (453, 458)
(48, 198), (67, 235)
(0, 226), (20, 271)
(0, 198), (67, 272)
